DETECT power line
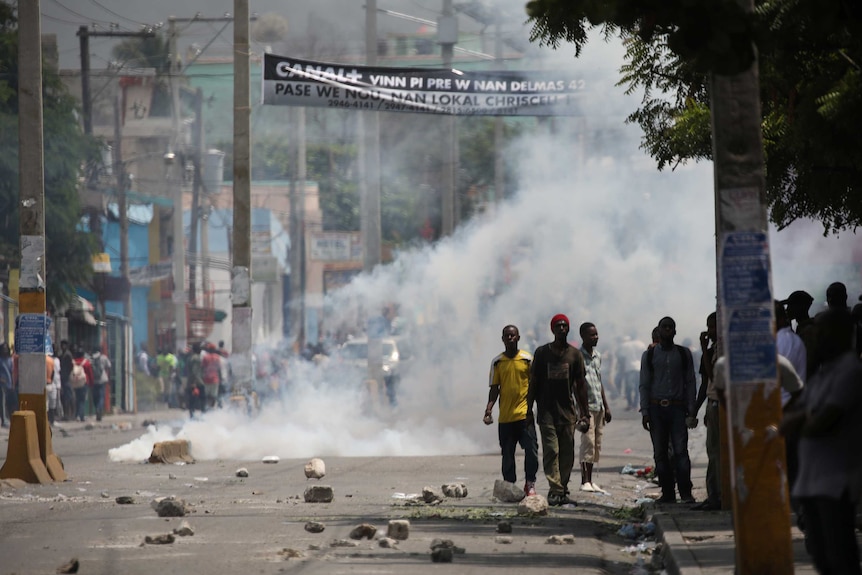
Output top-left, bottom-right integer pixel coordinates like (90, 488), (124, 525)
(87, 0), (149, 28)
(47, 0), (117, 28)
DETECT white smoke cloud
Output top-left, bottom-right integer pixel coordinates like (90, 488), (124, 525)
(108, 20), (860, 463)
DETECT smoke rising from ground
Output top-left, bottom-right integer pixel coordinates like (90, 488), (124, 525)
(108, 22), (860, 463)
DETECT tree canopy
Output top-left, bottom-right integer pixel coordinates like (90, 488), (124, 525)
(526, 0), (862, 234)
(0, 3), (100, 310)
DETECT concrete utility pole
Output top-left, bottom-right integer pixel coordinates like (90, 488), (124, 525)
(232, 0), (253, 395)
(711, 0), (793, 572)
(167, 14), (234, 352)
(0, 0), (65, 484)
(438, 0), (458, 235)
(114, 92), (131, 325)
(188, 88), (204, 306)
(168, 17), (188, 354)
(288, 107), (307, 348)
(362, 0), (382, 273)
(493, 14), (504, 205)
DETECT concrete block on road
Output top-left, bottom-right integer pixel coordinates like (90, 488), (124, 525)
(304, 485), (334, 503)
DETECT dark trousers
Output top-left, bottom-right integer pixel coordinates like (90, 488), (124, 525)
(800, 492), (861, 575)
(705, 400), (721, 503)
(74, 387), (88, 421)
(1, 386), (15, 423)
(188, 383), (207, 417)
(624, 371), (639, 409)
(92, 383), (105, 419)
(498, 419), (539, 484)
(648, 404), (693, 498)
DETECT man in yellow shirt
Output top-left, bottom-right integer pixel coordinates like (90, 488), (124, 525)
(484, 325), (539, 497)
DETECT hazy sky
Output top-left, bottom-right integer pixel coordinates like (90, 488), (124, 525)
(41, 1), (860, 461)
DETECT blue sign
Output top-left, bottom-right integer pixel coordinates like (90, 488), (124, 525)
(727, 307), (776, 383)
(721, 232), (771, 307)
(14, 313), (52, 354)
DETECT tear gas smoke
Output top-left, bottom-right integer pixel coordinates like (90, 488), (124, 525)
(109, 24), (859, 464)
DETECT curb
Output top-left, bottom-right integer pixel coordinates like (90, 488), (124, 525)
(653, 511), (704, 575)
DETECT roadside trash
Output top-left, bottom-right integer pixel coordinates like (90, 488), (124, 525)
(621, 541), (656, 555)
(623, 448), (633, 454)
(262, 455), (280, 464)
(617, 521), (656, 540)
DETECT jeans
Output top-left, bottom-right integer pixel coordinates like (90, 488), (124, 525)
(498, 419), (539, 484)
(624, 371), (639, 409)
(648, 403), (693, 498)
(92, 383), (105, 419)
(705, 400), (721, 503)
(800, 492), (861, 575)
(538, 421), (576, 495)
(74, 387), (89, 421)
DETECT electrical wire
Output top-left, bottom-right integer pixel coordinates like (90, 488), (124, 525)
(87, 0), (149, 28)
(46, 0), (118, 28)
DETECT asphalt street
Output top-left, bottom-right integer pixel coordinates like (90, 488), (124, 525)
(0, 393), (682, 575)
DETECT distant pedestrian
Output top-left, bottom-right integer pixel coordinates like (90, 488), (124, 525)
(527, 314), (590, 506)
(90, 348), (111, 421)
(483, 325), (539, 497)
(59, 340), (74, 420)
(70, 347), (94, 422)
(578, 322), (611, 494)
(639, 317), (697, 504)
(782, 308), (861, 575)
(618, 335), (646, 411)
(186, 342), (206, 418)
(782, 290), (817, 378)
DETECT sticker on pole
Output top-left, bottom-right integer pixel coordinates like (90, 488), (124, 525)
(721, 232), (771, 307)
(727, 307), (776, 384)
(14, 313), (51, 354)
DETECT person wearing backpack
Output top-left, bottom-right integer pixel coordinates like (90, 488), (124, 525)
(90, 348), (111, 421)
(639, 316), (698, 504)
(70, 347), (94, 422)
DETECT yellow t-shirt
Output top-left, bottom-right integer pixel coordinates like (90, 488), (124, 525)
(489, 349), (532, 423)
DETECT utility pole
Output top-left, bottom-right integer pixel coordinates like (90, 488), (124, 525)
(167, 17), (188, 354)
(232, 0), (253, 395)
(0, 0), (64, 484)
(493, 14), (503, 206)
(114, 92), (131, 325)
(167, 13), (241, 352)
(711, 0), (793, 572)
(438, 0), (458, 235)
(362, 0), (382, 273)
(188, 88), (204, 306)
(288, 107), (307, 349)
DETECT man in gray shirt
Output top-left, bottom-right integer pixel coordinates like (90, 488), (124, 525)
(640, 316), (698, 504)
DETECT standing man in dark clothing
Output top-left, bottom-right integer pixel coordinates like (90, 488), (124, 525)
(640, 316), (698, 504)
(187, 342), (206, 419)
(59, 339), (74, 420)
(527, 314), (590, 506)
(483, 325), (539, 497)
(691, 312), (720, 510)
(782, 290), (817, 378)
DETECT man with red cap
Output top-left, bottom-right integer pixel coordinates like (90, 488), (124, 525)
(527, 314), (590, 506)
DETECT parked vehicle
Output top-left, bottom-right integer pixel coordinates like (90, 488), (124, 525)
(330, 337), (412, 405)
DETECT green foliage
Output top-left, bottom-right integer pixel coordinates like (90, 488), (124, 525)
(0, 3), (100, 309)
(527, 0), (862, 233)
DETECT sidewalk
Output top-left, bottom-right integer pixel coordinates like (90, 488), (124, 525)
(650, 439), (826, 575)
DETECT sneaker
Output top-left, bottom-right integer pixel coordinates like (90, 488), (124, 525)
(680, 494), (696, 504)
(579, 482), (596, 492)
(524, 482), (537, 497)
(656, 494), (676, 504)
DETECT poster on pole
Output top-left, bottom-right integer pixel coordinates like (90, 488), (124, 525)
(261, 54), (586, 116)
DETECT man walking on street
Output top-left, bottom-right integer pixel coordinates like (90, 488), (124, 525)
(640, 316), (698, 504)
(483, 325), (539, 497)
(578, 322), (612, 494)
(528, 314), (591, 506)
(59, 339), (74, 420)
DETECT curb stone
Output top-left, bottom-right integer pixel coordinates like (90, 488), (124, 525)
(653, 512), (704, 575)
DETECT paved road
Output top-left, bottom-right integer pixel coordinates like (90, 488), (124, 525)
(0, 394), (671, 575)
